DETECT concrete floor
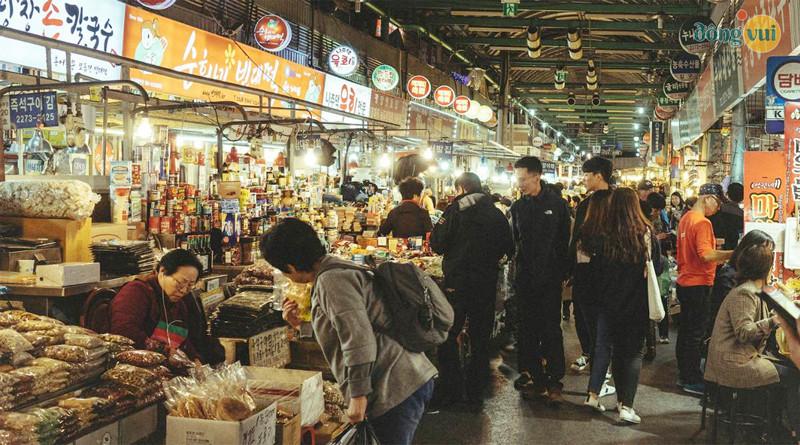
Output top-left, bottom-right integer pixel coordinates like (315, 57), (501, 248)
(414, 318), (708, 445)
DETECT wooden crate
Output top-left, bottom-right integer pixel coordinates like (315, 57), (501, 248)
(0, 216), (91, 262)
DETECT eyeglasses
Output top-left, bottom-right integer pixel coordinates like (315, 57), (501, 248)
(171, 276), (196, 292)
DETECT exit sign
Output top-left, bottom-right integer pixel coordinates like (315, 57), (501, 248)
(503, 3), (517, 16)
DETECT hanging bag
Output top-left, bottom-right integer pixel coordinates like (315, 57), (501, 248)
(645, 231), (666, 322)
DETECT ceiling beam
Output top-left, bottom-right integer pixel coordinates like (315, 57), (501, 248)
(542, 104), (644, 111)
(423, 16), (681, 31)
(514, 82), (658, 89)
(378, 1), (709, 15)
(453, 36), (679, 51)
(517, 93), (652, 100)
(492, 59), (668, 70)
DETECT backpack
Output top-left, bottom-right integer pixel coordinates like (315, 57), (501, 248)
(316, 260), (454, 353)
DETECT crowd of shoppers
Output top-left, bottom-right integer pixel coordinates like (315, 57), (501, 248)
(257, 151), (793, 442)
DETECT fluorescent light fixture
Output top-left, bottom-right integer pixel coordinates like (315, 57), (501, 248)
(379, 154), (391, 169)
(634, 123), (641, 130)
(637, 107), (645, 114)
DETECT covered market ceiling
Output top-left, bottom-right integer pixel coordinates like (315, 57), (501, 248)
(361, 0), (714, 153)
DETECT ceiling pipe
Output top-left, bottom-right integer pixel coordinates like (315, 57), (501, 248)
(362, 1), (499, 88)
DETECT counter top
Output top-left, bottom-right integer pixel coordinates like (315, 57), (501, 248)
(4, 275), (136, 297)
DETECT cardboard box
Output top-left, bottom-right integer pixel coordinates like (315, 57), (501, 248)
(36, 262), (100, 286)
(166, 402), (276, 445)
(276, 414), (301, 445)
(91, 222), (130, 242)
(246, 367), (324, 427)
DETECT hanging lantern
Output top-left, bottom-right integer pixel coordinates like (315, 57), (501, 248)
(526, 25), (542, 59)
(554, 67), (567, 90)
(586, 59), (598, 91)
(567, 28), (583, 60)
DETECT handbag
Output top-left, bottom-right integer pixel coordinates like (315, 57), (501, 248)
(645, 231), (666, 322)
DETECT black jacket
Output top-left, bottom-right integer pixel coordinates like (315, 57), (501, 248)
(378, 201), (433, 238)
(430, 193), (514, 291)
(710, 203), (744, 250)
(510, 183), (572, 286)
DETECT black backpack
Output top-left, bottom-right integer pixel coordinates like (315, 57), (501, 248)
(315, 260), (454, 353)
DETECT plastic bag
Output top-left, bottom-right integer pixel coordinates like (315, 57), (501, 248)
(44, 345), (90, 363)
(13, 320), (57, 332)
(332, 422), (381, 445)
(115, 350), (166, 368)
(0, 329), (33, 354)
(163, 362), (255, 420)
(98, 333), (134, 347)
(101, 364), (158, 388)
(0, 180), (100, 220)
(64, 333), (104, 349)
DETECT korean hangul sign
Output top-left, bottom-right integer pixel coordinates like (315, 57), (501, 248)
(713, 37), (743, 114)
(696, 62), (716, 133)
(321, 73), (371, 124)
(327, 45), (358, 77)
(453, 96), (471, 115)
(371, 64), (399, 91)
(369, 90), (407, 127)
(0, 0), (125, 80)
(744, 151), (787, 223)
(650, 121), (664, 153)
(8, 92), (58, 129)
(766, 56), (800, 134)
(123, 5), (324, 115)
(433, 85), (456, 107)
(407, 75), (432, 100)
(670, 53), (701, 83)
(740, 0), (795, 94)
(785, 101), (800, 219)
(663, 78), (691, 101)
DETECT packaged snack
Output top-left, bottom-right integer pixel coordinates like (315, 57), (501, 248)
(115, 350), (165, 368)
(13, 320), (56, 332)
(43, 345), (90, 363)
(30, 357), (72, 373)
(20, 332), (50, 348)
(101, 364), (157, 388)
(64, 334), (104, 349)
(0, 329), (33, 354)
(97, 334), (134, 346)
(0, 311), (39, 323)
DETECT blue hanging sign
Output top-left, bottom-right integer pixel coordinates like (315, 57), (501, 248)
(8, 92), (58, 129)
(766, 56), (800, 134)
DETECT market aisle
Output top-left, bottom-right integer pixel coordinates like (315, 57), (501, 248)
(415, 320), (704, 445)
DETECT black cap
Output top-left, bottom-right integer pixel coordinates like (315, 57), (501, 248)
(637, 179), (654, 191)
(699, 183), (727, 202)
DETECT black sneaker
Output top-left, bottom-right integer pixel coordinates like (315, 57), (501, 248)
(514, 372), (533, 391)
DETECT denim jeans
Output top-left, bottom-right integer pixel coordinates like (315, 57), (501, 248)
(775, 363), (800, 435)
(676, 285), (710, 384)
(588, 311), (644, 407)
(370, 379), (434, 445)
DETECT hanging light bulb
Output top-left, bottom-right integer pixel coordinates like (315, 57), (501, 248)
(379, 153), (391, 169)
(477, 105), (493, 122)
(526, 25), (542, 59)
(135, 116), (153, 140)
(566, 92), (576, 106)
(591, 93), (601, 106)
(304, 150), (319, 167)
(567, 28), (583, 60)
(422, 148), (434, 160)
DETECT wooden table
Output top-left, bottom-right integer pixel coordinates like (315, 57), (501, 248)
(2, 275), (136, 321)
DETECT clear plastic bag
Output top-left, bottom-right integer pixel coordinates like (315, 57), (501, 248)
(64, 333), (104, 349)
(0, 329), (33, 354)
(163, 362), (256, 420)
(115, 350), (166, 368)
(11, 352), (33, 367)
(13, 320), (57, 332)
(30, 357), (72, 373)
(101, 364), (158, 388)
(98, 333), (134, 347)
(43, 345), (90, 363)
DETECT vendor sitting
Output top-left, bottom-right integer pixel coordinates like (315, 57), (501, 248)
(110, 249), (223, 364)
(378, 176), (433, 239)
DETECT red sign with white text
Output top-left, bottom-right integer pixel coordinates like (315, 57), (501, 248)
(407, 75), (432, 100)
(785, 102), (800, 218)
(433, 85), (456, 107)
(453, 96), (471, 115)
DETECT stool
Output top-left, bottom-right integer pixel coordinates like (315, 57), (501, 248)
(702, 382), (777, 444)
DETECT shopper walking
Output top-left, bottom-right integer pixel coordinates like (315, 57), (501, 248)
(510, 156), (571, 406)
(263, 219), (437, 445)
(585, 188), (663, 424)
(378, 176), (433, 238)
(567, 156), (613, 374)
(675, 183), (733, 395)
(430, 172), (514, 407)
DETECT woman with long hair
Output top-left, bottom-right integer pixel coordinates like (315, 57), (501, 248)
(575, 189), (613, 411)
(589, 188), (663, 424)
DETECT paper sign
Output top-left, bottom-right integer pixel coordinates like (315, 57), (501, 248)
(744, 151), (787, 223)
(248, 327), (290, 368)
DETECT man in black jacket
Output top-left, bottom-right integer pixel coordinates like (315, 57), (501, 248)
(510, 156), (572, 406)
(378, 177), (432, 238)
(430, 172), (514, 406)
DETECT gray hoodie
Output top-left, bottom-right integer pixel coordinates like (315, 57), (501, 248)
(311, 255), (438, 417)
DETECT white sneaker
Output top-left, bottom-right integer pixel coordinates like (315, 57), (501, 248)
(606, 370), (612, 379)
(570, 355), (589, 372)
(584, 395), (605, 412)
(618, 405), (641, 424)
(599, 381), (616, 398)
